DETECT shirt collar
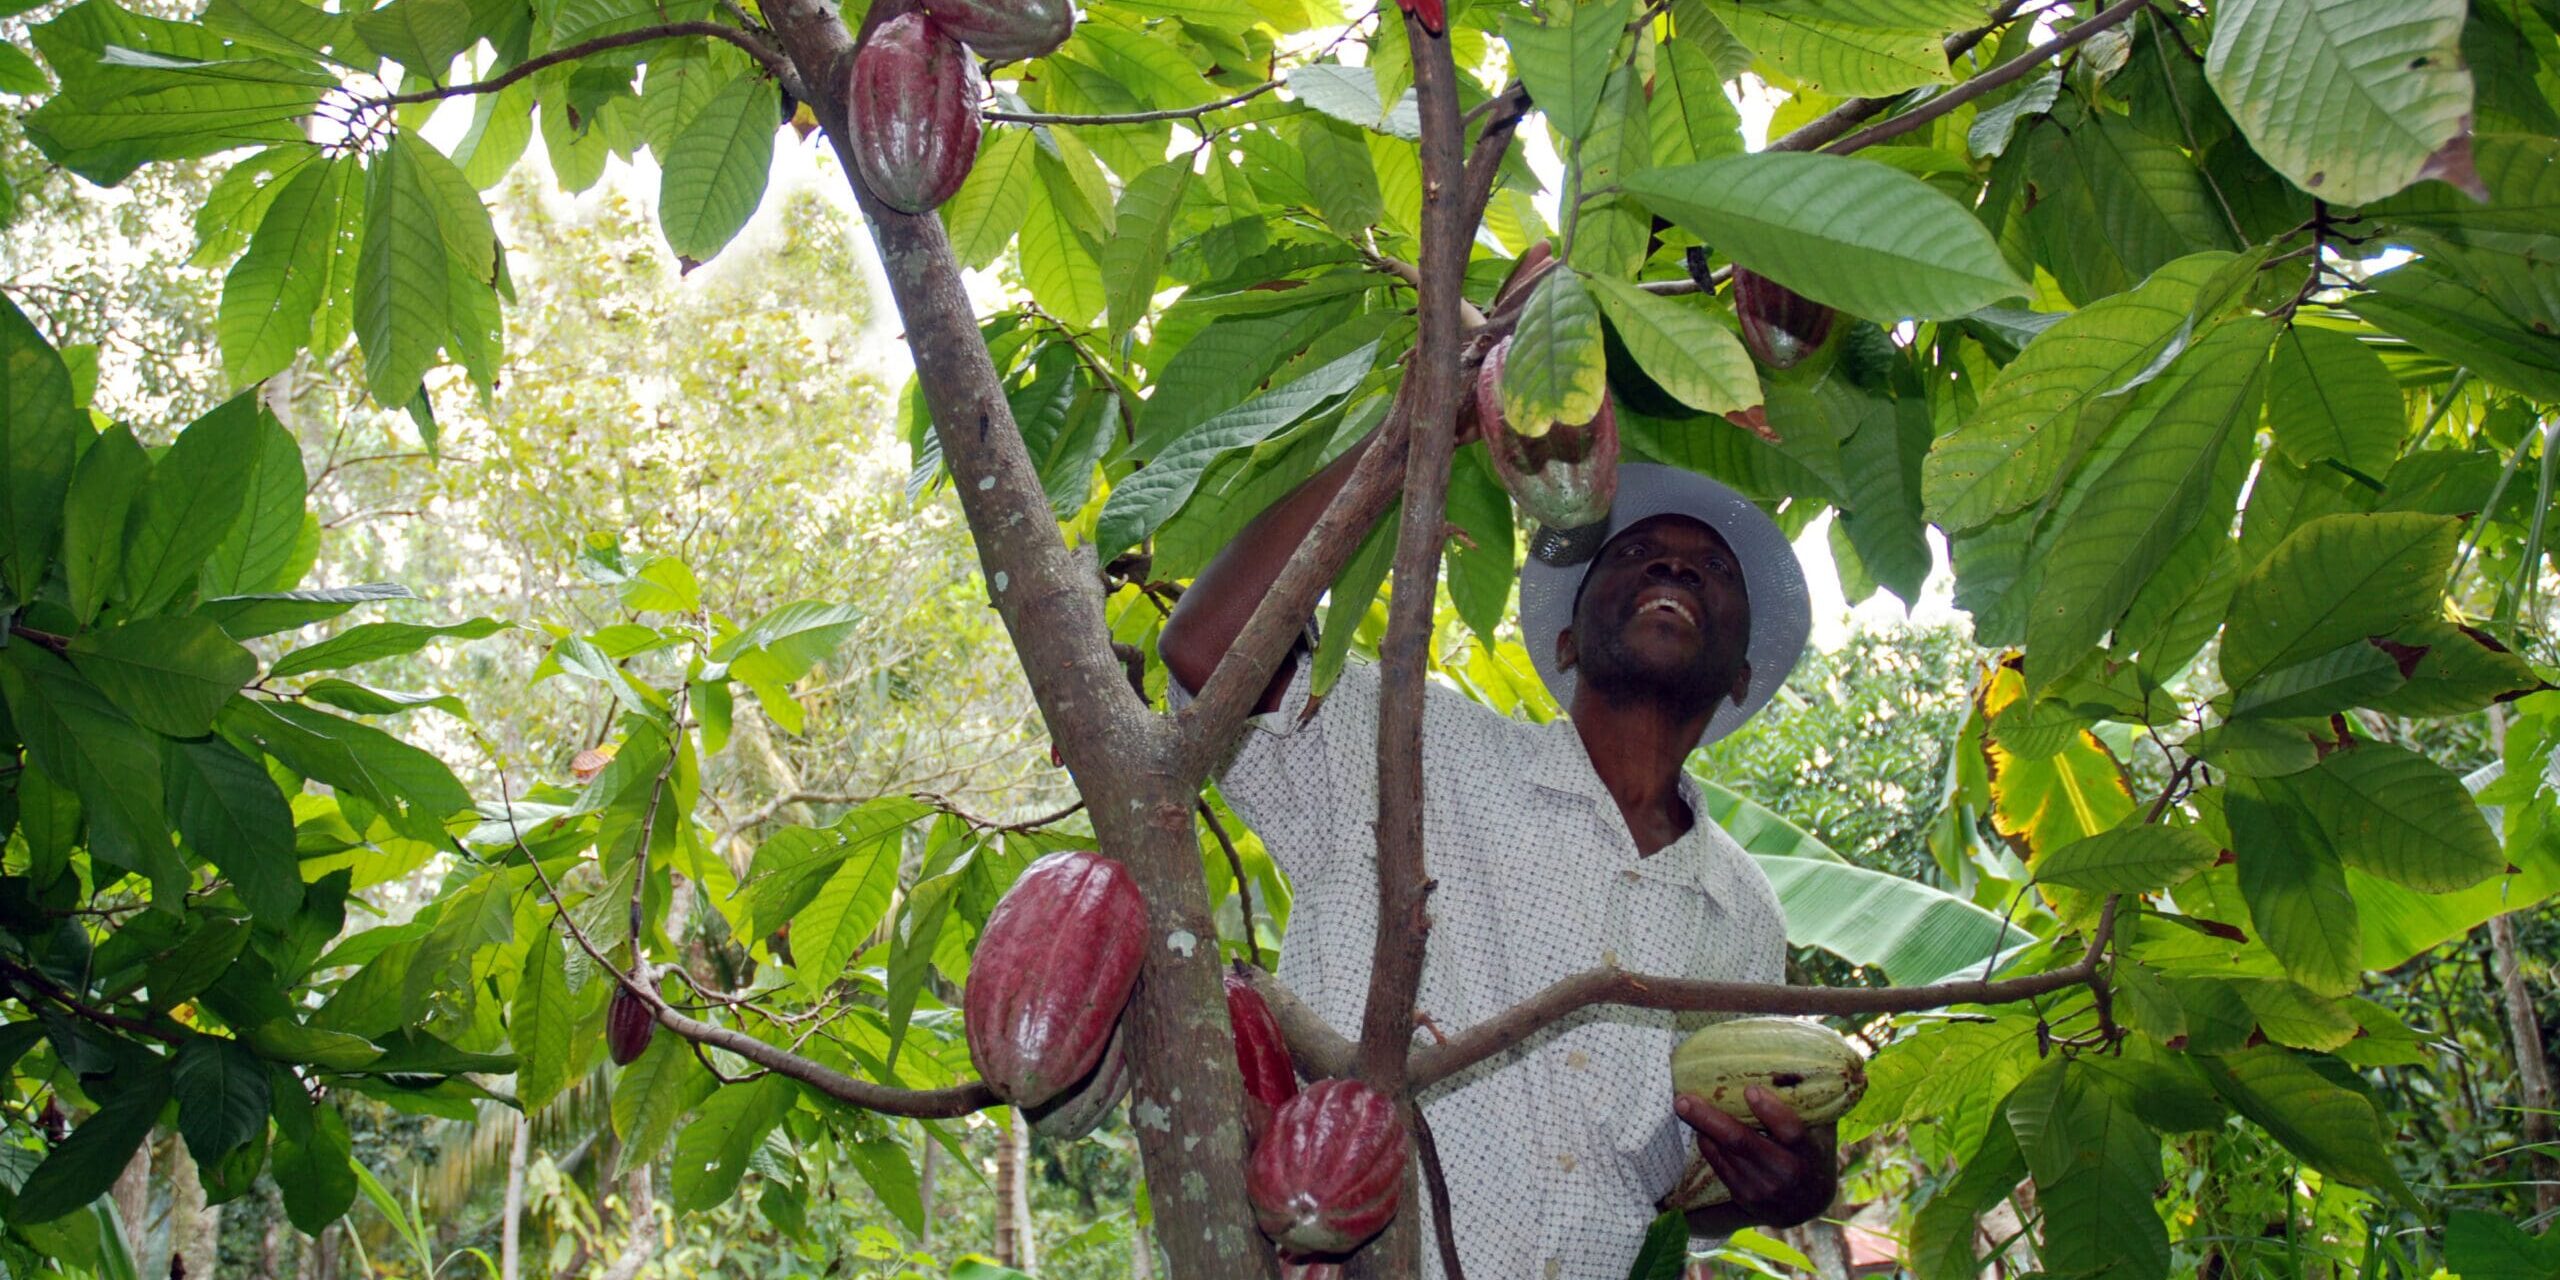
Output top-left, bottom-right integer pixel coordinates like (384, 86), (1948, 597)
(1528, 716), (1718, 891)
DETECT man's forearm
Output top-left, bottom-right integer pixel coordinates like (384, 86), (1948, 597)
(1157, 426), (1385, 708)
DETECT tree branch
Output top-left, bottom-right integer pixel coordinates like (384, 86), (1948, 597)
(1237, 966), (1356, 1083)
(1765, 0), (2032, 153)
(1407, 899), (2122, 1090)
(0, 956), (185, 1046)
(1820, 0), (2151, 155)
(370, 23), (797, 109)
(1200, 800), (1263, 970)
(985, 78), (1282, 126)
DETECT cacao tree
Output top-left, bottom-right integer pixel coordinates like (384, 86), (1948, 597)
(5, 0), (2560, 1275)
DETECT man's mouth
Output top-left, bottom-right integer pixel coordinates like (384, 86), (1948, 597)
(1633, 590), (1698, 629)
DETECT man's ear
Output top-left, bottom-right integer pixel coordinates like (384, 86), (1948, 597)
(1556, 627), (1579, 673)
(1726, 658), (1753, 709)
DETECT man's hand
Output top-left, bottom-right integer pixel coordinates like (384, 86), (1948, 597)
(1674, 1084), (1838, 1229)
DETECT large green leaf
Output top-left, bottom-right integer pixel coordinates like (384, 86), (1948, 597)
(2022, 320), (2272, 687)
(23, 3), (326, 185)
(0, 645), (183, 906)
(2264, 744), (2504, 892)
(2004, 1060), (2169, 1280)
(2264, 325), (2402, 475)
(11, 1054), (172, 1225)
(2035, 824), (2222, 894)
(2021, 112), (2238, 305)
(1129, 298), (1360, 460)
(787, 826), (900, 1000)
(2227, 779), (2363, 995)
(196, 407), (308, 598)
(60, 427), (148, 628)
(2348, 258), (2560, 402)
(218, 146), (354, 386)
(269, 1078), (357, 1233)
(69, 617), (257, 737)
(1587, 275), (1758, 415)
(218, 698), (470, 833)
(1444, 448), (1515, 648)
(1095, 340), (1378, 559)
(943, 126), (1034, 272)
(1, 295), (82, 605)
(656, 71), (774, 265)
(173, 1034), (271, 1176)
(1647, 37), (1744, 166)
(350, 0), (471, 71)
(609, 1025), (715, 1167)
(355, 135), (458, 402)
(1500, 268), (1610, 432)
(268, 616), (505, 679)
(1908, 1110), (2027, 1280)
(1020, 158), (1109, 328)
(1502, 0), (1632, 144)
(2218, 512), (2459, 686)
(1750, 854), (2031, 985)
(1102, 161), (1191, 339)
(1924, 252), (2229, 530)
(120, 393), (269, 616)
(669, 1074), (798, 1213)
(512, 937), (576, 1112)
(2204, 0), (2473, 205)
(200, 582), (413, 640)
(161, 735), (299, 925)
(1705, 0), (1980, 97)
(2194, 1044), (2411, 1199)
(1628, 152), (2026, 322)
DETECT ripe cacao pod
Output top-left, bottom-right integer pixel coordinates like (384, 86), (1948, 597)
(847, 13), (984, 215)
(1026, 1021), (1130, 1140)
(1225, 969), (1299, 1145)
(1474, 334), (1619, 530)
(1247, 1079), (1409, 1255)
(606, 986), (655, 1066)
(1669, 1017), (1867, 1125)
(919, 0), (1074, 63)
(1657, 1159), (1733, 1213)
(965, 850), (1148, 1108)
(1732, 269), (1838, 374)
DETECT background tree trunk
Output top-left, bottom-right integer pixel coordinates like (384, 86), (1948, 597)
(502, 1111), (530, 1280)
(917, 1130), (936, 1247)
(2488, 910), (2559, 1214)
(167, 1140), (218, 1280)
(995, 1110), (1035, 1270)
(594, 1164), (656, 1280)
(110, 1139), (151, 1263)
(1785, 1219), (1852, 1280)
(1129, 1200), (1156, 1280)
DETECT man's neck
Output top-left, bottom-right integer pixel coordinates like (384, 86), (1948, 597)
(1569, 693), (1711, 857)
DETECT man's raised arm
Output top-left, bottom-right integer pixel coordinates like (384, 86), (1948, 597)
(1157, 428), (1382, 712)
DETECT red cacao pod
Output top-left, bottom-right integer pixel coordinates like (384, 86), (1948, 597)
(848, 13), (984, 215)
(1394, 0), (1445, 35)
(1474, 335), (1619, 530)
(1246, 1079), (1410, 1255)
(1026, 1020), (1130, 1140)
(919, 0), (1074, 63)
(606, 987), (655, 1066)
(964, 850), (1148, 1108)
(1732, 268), (1837, 373)
(1224, 970), (1298, 1145)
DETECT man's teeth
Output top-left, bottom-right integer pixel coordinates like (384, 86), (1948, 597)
(1638, 598), (1695, 626)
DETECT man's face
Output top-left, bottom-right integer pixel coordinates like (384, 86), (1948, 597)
(1557, 514), (1754, 720)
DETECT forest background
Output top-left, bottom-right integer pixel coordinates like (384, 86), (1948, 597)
(0, 0), (2556, 1276)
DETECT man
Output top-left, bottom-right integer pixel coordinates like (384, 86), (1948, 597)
(1160, 427), (1840, 1279)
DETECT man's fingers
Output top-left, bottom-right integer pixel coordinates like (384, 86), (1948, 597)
(1744, 1084), (1809, 1146)
(1676, 1094), (1754, 1149)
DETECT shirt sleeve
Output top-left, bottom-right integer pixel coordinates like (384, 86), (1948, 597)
(1167, 655), (1384, 891)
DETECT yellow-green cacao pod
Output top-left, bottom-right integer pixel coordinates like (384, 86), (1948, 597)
(1669, 1017), (1866, 1125)
(1656, 1159), (1731, 1213)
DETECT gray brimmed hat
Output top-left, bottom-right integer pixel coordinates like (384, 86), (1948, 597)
(1516, 463), (1812, 747)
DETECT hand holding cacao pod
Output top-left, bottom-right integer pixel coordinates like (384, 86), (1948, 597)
(847, 13), (984, 215)
(1669, 1016), (1867, 1125)
(963, 850), (1149, 1108)
(1246, 1079), (1410, 1255)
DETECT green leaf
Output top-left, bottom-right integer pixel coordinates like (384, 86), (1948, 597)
(1021, 159), (1109, 328)
(1705, 0), (1978, 97)
(1586, 275), (1759, 416)
(351, 0), (472, 71)
(1102, 161), (1191, 338)
(268, 616), (506, 679)
(2194, 1044), (2412, 1200)
(787, 828), (900, 1000)
(1834, 394), (1931, 604)
(68, 616), (258, 737)
(161, 734), (300, 925)
(2020, 113), (2239, 305)
(269, 1079), (357, 1232)
(1310, 500), (1396, 697)
(1297, 116), (1384, 235)
(2228, 778), (2363, 995)
(202, 582), (415, 639)
(1128, 298), (1358, 460)
(1070, 22), (1218, 105)
(1909, 1110), (2027, 1280)
(512, 937), (575, 1112)
(218, 154), (356, 387)
(609, 1024), (716, 1164)
(1627, 1211), (1692, 1280)
(59, 425), (150, 626)
(0, 41), (47, 93)
(2022, 320), (2272, 687)
(21, 6), (325, 185)
(2230, 978), (2361, 1051)
(451, 79), (534, 188)
(2034, 824), (2222, 893)
(218, 698), (470, 834)
(883, 861), (964, 1072)
(1, 295), (82, 604)
(2371, 618), (2547, 715)
(1445, 448), (1515, 648)
(242, 1020), (381, 1070)
(669, 1074), (797, 1213)
(2003, 1059), (2168, 1280)
(1503, 0), (1633, 144)
(0, 645), (183, 906)
(2265, 325), (2402, 475)
(1752, 853), (2030, 985)
(944, 127), (1033, 272)
(121, 393), (271, 615)
(2219, 512), (2460, 686)
(845, 1136), (926, 1238)
(2268, 743), (2504, 892)
(197, 407), (309, 598)
(1627, 152), (2027, 323)
(2445, 1211), (2560, 1280)
(657, 71), (774, 265)
(356, 136), (458, 403)
(2231, 640), (2407, 721)
(1648, 37), (1744, 167)
(1287, 63), (1419, 138)
(174, 1034), (270, 1175)
(12, 1054), (171, 1225)
(1500, 268), (1609, 432)
(2346, 258), (2560, 403)
(1095, 339), (1378, 559)
(1923, 252), (2229, 530)
(2204, 0), (2472, 205)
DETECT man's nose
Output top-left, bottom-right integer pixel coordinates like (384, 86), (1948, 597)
(1645, 558), (1701, 588)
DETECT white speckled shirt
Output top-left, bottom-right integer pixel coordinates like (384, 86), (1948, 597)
(1178, 657), (1789, 1280)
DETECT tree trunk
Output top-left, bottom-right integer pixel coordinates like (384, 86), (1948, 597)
(995, 1110), (1034, 1269)
(502, 1112), (531, 1280)
(917, 1130), (936, 1246)
(595, 1163), (656, 1280)
(1786, 1219), (1852, 1280)
(258, 1213), (282, 1280)
(2488, 910), (2559, 1214)
(167, 1140), (219, 1280)
(111, 1137), (152, 1263)
(1129, 1203), (1156, 1280)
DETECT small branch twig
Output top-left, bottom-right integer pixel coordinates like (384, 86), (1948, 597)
(0, 956), (185, 1046)
(986, 78), (1283, 126)
(1767, 0), (2033, 153)
(370, 23), (798, 108)
(1412, 1105), (1469, 1280)
(1199, 800), (1264, 971)
(1818, 0), (2153, 155)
